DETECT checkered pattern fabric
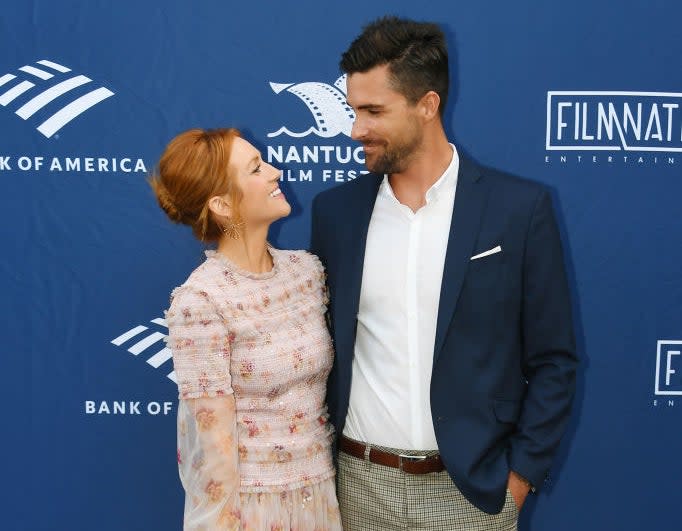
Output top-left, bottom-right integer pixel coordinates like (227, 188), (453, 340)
(337, 442), (518, 531)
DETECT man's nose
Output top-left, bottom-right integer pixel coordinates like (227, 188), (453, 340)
(351, 117), (367, 141)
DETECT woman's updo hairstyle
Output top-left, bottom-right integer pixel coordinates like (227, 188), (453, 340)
(150, 128), (242, 242)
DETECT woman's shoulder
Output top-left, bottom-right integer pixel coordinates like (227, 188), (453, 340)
(272, 247), (324, 273)
(167, 255), (224, 311)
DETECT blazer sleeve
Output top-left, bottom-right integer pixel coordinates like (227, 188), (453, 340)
(509, 189), (578, 490)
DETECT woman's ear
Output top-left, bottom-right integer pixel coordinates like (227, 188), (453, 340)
(207, 195), (232, 218)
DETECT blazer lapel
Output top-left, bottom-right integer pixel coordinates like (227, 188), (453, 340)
(433, 155), (490, 362)
(333, 173), (383, 361)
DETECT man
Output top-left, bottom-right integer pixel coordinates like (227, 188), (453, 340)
(311, 16), (577, 531)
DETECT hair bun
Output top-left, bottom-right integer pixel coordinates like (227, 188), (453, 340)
(150, 176), (184, 223)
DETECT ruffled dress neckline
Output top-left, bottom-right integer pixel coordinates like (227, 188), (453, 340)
(205, 246), (279, 280)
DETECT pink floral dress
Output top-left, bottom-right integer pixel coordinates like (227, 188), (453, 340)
(165, 248), (342, 530)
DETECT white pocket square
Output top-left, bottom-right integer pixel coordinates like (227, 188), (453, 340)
(470, 245), (502, 261)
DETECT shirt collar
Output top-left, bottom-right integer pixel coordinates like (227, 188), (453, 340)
(425, 143), (459, 204)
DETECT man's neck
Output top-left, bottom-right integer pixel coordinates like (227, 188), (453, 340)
(388, 132), (453, 212)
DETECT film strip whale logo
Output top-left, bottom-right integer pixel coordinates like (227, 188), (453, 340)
(267, 74), (355, 138)
(0, 59), (114, 138)
(111, 318), (176, 384)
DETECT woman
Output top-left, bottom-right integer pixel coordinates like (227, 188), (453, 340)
(150, 128), (341, 530)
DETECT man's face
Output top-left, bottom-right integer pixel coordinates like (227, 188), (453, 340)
(346, 64), (422, 174)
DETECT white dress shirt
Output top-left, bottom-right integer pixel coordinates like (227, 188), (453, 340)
(343, 145), (460, 450)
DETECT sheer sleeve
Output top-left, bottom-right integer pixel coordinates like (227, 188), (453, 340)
(166, 286), (241, 530)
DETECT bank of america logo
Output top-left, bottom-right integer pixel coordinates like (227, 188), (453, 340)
(267, 74), (355, 138)
(546, 91), (682, 152)
(0, 59), (114, 138)
(111, 318), (176, 384)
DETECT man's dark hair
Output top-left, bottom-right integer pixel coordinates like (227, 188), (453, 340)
(340, 16), (449, 116)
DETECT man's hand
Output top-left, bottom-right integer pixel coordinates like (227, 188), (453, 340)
(507, 470), (531, 511)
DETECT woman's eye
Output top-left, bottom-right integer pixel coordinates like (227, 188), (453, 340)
(252, 164), (262, 174)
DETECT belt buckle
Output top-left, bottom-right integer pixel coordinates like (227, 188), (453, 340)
(398, 453), (427, 472)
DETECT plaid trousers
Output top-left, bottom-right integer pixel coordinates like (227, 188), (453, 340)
(337, 443), (518, 531)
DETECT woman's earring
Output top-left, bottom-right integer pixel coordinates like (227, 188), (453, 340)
(222, 218), (244, 240)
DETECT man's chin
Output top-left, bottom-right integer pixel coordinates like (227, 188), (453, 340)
(366, 161), (401, 175)
(364, 153), (390, 174)
(363, 156), (379, 174)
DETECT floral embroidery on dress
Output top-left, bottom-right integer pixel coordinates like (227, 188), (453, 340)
(195, 408), (217, 431)
(206, 479), (225, 503)
(240, 359), (255, 378)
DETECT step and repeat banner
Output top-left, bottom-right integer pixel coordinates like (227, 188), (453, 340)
(2, 1), (680, 530)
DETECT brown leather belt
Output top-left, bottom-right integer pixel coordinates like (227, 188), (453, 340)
(339, 435), (445, 474)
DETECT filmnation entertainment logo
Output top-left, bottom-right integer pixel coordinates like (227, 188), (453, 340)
(652, 339), (682, 409)
(0, 59), (114, 138)
(655, 340), (682, 396)
(546, 92), (682, 163)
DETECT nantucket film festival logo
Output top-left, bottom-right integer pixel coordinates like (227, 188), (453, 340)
(545, 91), (681, 165)
(0, 58), (147, 174)
(85, 317), (175, 417)
(265, 73), (368, 184)
(653, 340), (682, 408)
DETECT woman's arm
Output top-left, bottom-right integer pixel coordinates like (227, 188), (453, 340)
(166, 286), (241, 530)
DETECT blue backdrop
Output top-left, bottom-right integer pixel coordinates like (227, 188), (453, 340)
(3, 1), (681, 530)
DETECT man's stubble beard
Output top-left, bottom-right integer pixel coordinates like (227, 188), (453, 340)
(364, 126), (422, 175)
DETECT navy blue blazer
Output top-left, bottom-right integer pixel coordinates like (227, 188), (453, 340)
(310, 154), (578, 514)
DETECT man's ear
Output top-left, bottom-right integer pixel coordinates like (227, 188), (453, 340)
(418, 90), (441, 121)
(208, 195), (232, 218)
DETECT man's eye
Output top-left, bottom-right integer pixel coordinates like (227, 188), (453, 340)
(252, 164), (262, 174)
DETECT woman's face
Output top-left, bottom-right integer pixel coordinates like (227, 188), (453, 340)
(227, 137), (291, 228)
